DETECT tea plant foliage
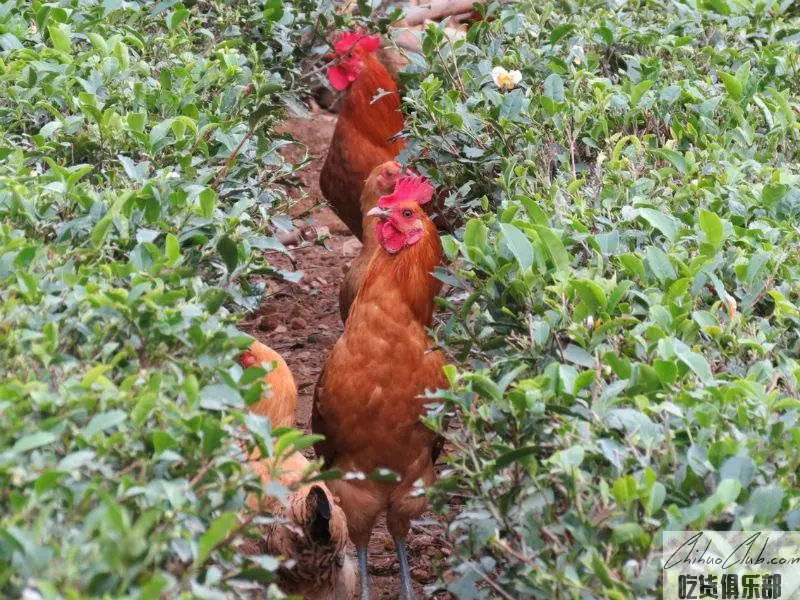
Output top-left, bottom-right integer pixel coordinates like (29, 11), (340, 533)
(403, 0), (800, 598)
(3, 0), (800, 598)
(0, 0), (330, 597)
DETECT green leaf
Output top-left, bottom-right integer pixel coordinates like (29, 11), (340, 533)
(698, 208), (724, 247)
(127, 112), (146, 133)
(619, 254), (645, 280)
(88, 32), (107, 54)
(645, 246), (676, 284)
(564, 344), (595, 367)
(195, 512), (238, 566)
(199, 188), (217, 218)
(273, 430), (303, 458)
(607, 280), (632, 313)
(469, 374), (502, 402)
(630, 80), (654, 107)
(543, 73), (565, 102)
(653, 359), (677, 385)
(643, 482), (666, 516)
(499, 89), (525, 120)
(762, 183), (789, 207)
(495, 446), (538, 469)
(48, 24), (71, 53)
(638, 208), (678, 242)
(58, 450), (96, 470)
(263, 0), (285, 20)
(114, 41), (130, 70)
(549, 23), (576, 44)
(673, 340), (712, 383)
(612, 522), (647, 545)
(149, 118), (174, 147)
(199, 384), (244, 410)
(168, 8), (190, 30)
(574, 369), (596, 393)
(217, 236), (239, 273)
(652, 148), (687, 173)
(706, 0), (731, 14)
(84, 410), (127, 437)
(719, 71), (742, 100)
(573, 280), (607, 312)
(499, 223), (533, 271)
(463, 218), (487, 249)
(152, 430), (178, 453)
(165, 233), (180, 264)
(533, 226), (569, 272)
(0, 32), (23, 51)
(611, 476), (637, 505)
(714, 479), (742, 506)
(548, 445), (585, 470)
(541, 73), (566, 114)
(91, 216), (113, 248)
(720, 456), (755, 487)
(747, 486), (784, 522)
(14, 431), (59, 453)
(132, 395), (157, 427)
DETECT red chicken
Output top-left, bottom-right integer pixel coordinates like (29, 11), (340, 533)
(320, 30), (406, 241)
(312, 175), (447, 600)
(239, 342), (355, 600)
(339, 159), (402, 323)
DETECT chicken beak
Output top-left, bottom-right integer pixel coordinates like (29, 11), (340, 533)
(366, 206), (391, 220)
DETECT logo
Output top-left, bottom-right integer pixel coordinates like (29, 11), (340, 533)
(662, 532), (800, 599)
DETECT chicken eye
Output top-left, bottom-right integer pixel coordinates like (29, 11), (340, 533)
(402, 209), (413, 218)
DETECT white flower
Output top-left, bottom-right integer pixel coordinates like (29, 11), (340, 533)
(492, 66), (522, 91)
(571, 45), (585, 65)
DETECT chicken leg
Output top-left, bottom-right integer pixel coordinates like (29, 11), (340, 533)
(358, 546), (370, 600)
(396, 538), (415, 600)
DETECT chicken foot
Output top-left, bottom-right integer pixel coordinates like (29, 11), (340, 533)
(358, 546), (370, 600)
(396, 538), (415, 600)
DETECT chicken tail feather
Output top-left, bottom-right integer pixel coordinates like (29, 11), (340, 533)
(307, 485), (332, 543)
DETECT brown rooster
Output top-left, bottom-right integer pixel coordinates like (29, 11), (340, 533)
(339, 160), (402, 323)
(312, 176), (447, 600)
(320, 30), (406, 241)
(239, 342), (355, 600)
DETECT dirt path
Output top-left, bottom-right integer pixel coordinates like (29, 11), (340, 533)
(239, 114), (449, 599)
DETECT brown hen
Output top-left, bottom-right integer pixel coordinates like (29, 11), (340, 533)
(312, 176), (447, 600)
(339, 160), (402, 323)
(239, 342), (355, 600)
(320, 30), (406, 241)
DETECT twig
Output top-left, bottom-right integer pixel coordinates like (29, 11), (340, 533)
(212, 512), (258, 557)
(565, 120), (577, 180)
(491, 537), (540, 567)
(190, 461), (213, 487)
(435, 46), (465, 98)
(210, 125), (257, 191)
(461, 558), (516, 600)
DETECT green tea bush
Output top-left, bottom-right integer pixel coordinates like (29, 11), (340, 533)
(0, 0), (330, 597)
(402, 1), (800, 597)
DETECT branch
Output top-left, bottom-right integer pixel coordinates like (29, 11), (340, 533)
(210, 125), (256, 191)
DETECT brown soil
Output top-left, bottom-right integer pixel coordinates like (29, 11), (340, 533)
(238, 113), (450, 599)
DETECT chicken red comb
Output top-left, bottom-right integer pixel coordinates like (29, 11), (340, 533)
(239, 350), (258, 369)
(378, 175), (434, 208)
(333, 30), (381, 55)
